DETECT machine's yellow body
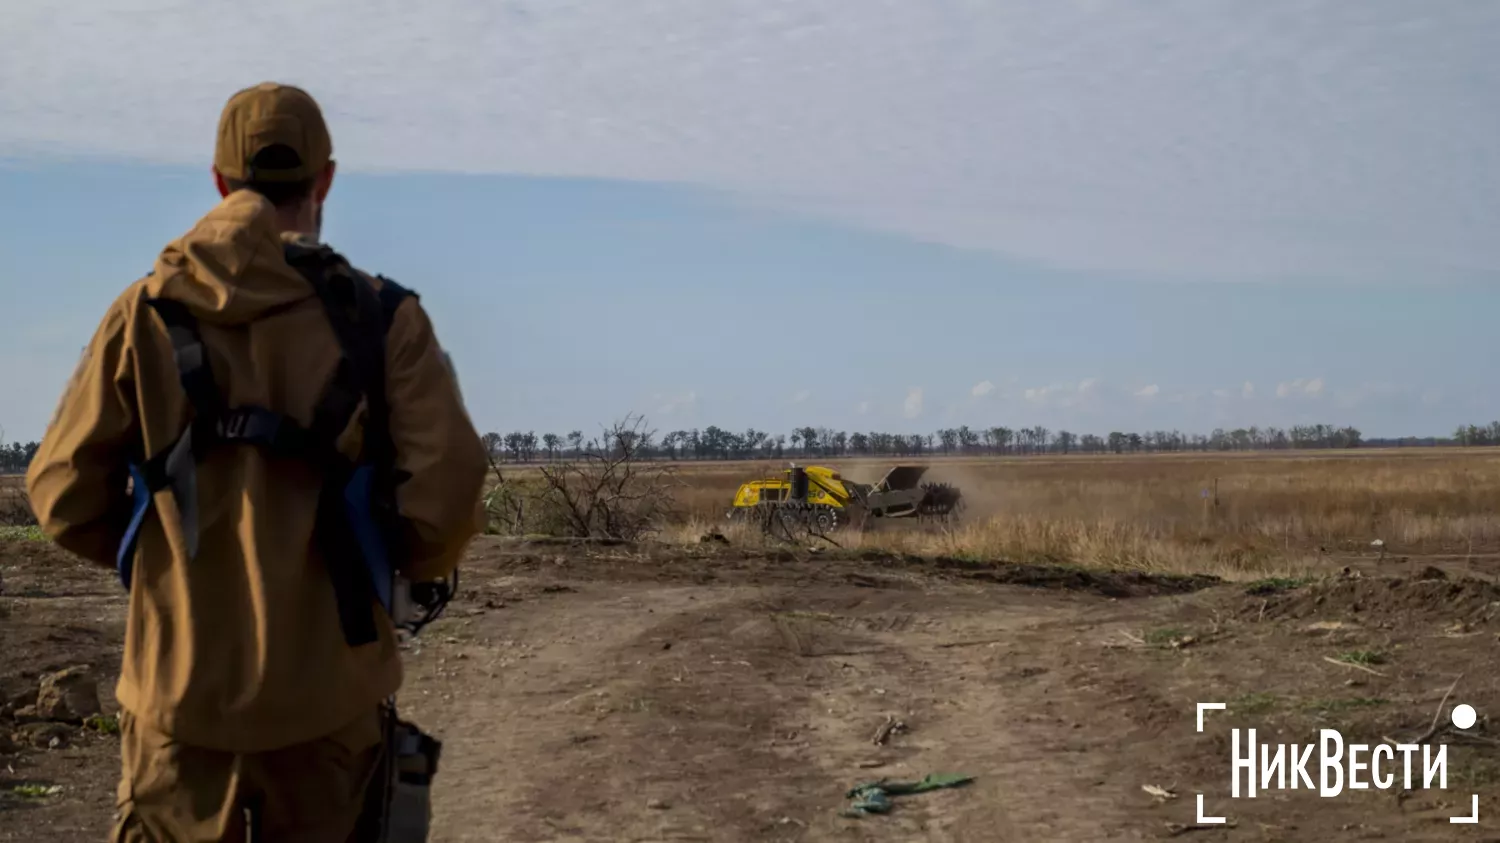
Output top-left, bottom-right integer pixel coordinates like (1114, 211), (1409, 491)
(730, 465), (853, 509)
(727, 464), (961, 533)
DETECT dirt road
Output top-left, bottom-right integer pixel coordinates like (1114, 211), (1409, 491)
(4, 536), (1500, 841)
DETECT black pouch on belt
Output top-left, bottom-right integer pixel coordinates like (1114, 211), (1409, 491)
(354, 705), (443, 842)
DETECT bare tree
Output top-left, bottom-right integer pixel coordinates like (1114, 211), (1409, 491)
(989, 427), (1012, 455)
(957, 425), (979, 452)
(1056, 430), (1076, 454)
(503, 432), (525, 463)
(480, 431), (502, 460)
(534, 414), (682, 540)
(938, 428), (958, 454)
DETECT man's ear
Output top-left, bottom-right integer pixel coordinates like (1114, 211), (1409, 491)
(213, 168), (231, 198)
(315, 161), (336, 203)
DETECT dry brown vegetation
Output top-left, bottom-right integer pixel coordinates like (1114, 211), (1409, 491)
(11, 446), (1500, 580)
(488, 448), (1500, 581)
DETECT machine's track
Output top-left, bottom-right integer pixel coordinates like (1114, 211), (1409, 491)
(731, 502), (845, 537)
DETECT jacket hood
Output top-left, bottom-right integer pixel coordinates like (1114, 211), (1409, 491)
(147, 190), (317, 325)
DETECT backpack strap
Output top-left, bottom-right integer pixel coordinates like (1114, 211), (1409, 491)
(132, 298), (212, 564)
(117, 245), (417, 649)
(368, 274), (455, 634)
(376, 275), (416, 326)
(117, 298), (325, 584)
(283, 245), (418, 645)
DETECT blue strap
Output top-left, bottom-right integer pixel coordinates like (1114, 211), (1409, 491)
(117, 463), (153, 591)
(343, 464), (393, 613)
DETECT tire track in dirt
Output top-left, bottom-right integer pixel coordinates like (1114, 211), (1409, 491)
(406, 565), (1175, 841)
(405, 582), (838, 842)
(761, 585), (1161, 841)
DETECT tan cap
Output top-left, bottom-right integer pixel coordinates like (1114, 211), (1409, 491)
(214, 82), (332, 182)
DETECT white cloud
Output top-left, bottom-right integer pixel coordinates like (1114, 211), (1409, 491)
(1242, 381), (1255, 399)
(1017, 378), (1108, 410)
(3, 2), (1496, 284)
(791, 389), (811, 404)
(1135, 384), (1160, 398)
(970, 380), (995, 398)
(1276, 377), (1324, 399)
(903, 388), (924, 419)
(856, 400), (872, 415)
(655, 390), (698, 415)
(1024, 383), (1066, 404)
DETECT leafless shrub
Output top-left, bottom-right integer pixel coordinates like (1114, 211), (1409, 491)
(481, 451), (527, 535)
(534, 415), (683, 540)
(482, 415), (683, 540)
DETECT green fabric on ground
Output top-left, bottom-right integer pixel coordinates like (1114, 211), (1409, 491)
(842, 773), (974, 818)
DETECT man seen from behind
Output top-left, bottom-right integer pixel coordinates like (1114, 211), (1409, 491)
(26, 82), (489, 842)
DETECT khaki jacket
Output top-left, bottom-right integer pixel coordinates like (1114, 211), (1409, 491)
(26, 190), (488, 753)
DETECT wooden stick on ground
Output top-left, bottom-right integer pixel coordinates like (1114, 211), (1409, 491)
(1321, 655), (1388, 677)
(872, 714), (906, 746)
(1408, 673), (1464, 746)
(1165, 820), (1237, 836)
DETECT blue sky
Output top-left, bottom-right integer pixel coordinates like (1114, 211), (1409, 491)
(3, 1), (1499, 443)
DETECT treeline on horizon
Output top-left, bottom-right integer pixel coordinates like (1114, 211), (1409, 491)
(5, 421), (1500, 474)
(475, 421), (1500, 463)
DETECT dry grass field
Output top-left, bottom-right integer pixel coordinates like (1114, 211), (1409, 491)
(11, 447), (1500, 576)
(489, 448), (1500, 581)
(12, 448), (1500, 579)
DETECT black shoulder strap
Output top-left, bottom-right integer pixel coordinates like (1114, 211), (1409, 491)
(283, 245), (406, 464)
(145, 298), (223, 429)
(282, 244), (417, 647)
(376, 274), (417, 329)
(137, 298), (218, 560)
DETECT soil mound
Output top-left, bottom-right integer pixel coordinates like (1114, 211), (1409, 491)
(852, 552), (1222, 598)
(1252, 571), (1500, 627)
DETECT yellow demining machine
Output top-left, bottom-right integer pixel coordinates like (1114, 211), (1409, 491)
(726, 464), (963, 535)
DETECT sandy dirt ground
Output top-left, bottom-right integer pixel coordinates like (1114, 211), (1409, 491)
(4, 536), (1500, 841)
